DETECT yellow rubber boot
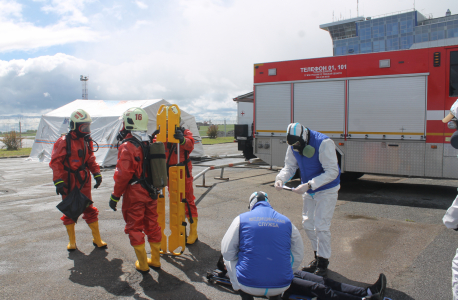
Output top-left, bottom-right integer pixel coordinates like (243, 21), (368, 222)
(65, 223), (77, 251)
(88, 221), (107, 248)
(147, 242), (161, 269)
(133, 244), (150, 272)
(187, 218), (198, 245)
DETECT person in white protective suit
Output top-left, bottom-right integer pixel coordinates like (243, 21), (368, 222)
(275, 123), (340, 277)
(442, 98), (458, 300)
(221, 191), (304, 300)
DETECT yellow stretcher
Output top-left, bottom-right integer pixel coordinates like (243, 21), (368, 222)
(156, 104), (186, 255)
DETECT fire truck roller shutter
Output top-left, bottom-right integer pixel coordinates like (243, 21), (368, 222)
(254, 83), (291, 166)
(293, 80), (345, 138)
(255, 84), (291, 136)
(348, 75), (426, 140)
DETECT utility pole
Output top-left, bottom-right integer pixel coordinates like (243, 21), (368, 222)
(19, 121), (22, 148)
(80, 75), (89, 100)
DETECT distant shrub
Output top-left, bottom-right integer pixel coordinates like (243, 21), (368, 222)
(207, 125), (218, 139)
(2, 131), (23, 150)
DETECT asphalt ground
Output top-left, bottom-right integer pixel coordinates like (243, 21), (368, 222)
(0, 142), (457, 299)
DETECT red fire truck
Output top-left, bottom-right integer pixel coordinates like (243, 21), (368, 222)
(250, 46), (458, 179)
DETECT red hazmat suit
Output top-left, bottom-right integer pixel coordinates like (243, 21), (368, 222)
(49, 131), (100, 225)
(164, 128), (197, 218)
(113, 134), (161, 246)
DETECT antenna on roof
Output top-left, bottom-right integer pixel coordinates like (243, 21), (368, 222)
(357, 0), (359, 17)
(80, 75), (89, 100)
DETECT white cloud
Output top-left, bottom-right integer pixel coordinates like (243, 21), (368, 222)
(135, 0), (147, 10)
(40, 0), (89, 25)
(43, 92), (50, 97)
(133, 20), (151, 29)
(0, 0), (22, 20)
(0, 21), (101, 52)
(1, 0), (458, 123)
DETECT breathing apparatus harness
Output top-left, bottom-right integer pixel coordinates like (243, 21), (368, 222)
(121, 133), (160, 200)
(64, 133), (96, 190)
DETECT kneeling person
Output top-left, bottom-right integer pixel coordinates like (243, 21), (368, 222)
(221, 192), (304, 300)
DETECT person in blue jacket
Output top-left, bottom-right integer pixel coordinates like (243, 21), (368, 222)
(221, 191), (304, 300)
(275, 123), (341, 277)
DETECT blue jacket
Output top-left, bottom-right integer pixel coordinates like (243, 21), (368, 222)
(236, 201), (293, 288)
(292, 129), (340, 193)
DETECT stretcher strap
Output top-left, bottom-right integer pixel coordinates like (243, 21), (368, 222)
(182, 198), (193, 224)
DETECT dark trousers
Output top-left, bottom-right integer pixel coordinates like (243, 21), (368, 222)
(284, 271), (368, 300)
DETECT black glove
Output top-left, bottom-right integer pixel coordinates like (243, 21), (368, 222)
(93, 173), (102, 189)
(54, 179), (67, 196)
(174, 128), (185, 145)
(454, 227), (458, 231)
(109, 194), (120, 211)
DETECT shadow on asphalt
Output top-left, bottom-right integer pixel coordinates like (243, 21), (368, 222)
(339, 179), (457, 210)
(139, 270), (208, 299)
(68, 248), (135, 297)
(327, 270), (414, 300)
(276, 177), (456, 210)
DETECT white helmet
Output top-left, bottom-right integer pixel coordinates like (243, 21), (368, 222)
(248, 191), (269, 210)
(69, 109), (92, 137)
(123, 107), (148, 131)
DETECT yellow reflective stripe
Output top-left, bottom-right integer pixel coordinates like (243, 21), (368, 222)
(110, 196), (120, 202)
(94, 174), (102, 178)
(427, 132), (453, 136)
(54, 181), (64, 186)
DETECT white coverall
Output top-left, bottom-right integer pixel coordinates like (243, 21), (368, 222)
(276, 139), (340, 259)
(221, 215), (304, 297)
(443, 195), (458, 300)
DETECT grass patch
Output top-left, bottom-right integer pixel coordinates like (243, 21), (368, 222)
(0, 147), (32, 157)
(198, 124), (235, 137)
(201, 137), (236, 145)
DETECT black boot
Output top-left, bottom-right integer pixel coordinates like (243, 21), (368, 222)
(314, 256), (329, 277)
(239, 290), (254, 300)
(366, 273), (386, 299)
(301, 251), (318, 273)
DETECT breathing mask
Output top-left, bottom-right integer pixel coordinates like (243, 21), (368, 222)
(286, 123), (315, 158)
(74, 122), (91, 138)
(117, 126), (129, 142)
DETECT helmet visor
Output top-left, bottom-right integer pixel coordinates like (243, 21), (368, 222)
(79, 123), (91, 134)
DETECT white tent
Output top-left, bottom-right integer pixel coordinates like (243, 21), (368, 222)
(30, 99), (204, 167)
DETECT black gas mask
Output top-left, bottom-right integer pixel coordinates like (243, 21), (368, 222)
(287, 124), (316, 158)
(117, 126), (129, 142)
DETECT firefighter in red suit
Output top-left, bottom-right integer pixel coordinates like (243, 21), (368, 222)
(49, 109), (107, 251)
(164, 121), (198, 244)
(109, 107), (162, 273)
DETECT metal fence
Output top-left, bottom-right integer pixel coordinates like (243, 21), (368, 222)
(195, 117), (237, 138)
(0, 118), (41, 134)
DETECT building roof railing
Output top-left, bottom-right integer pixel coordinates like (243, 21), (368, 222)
(363, 8), (415, 21)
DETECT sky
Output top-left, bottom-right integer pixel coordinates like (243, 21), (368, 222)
(0, 0), (457, 124)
